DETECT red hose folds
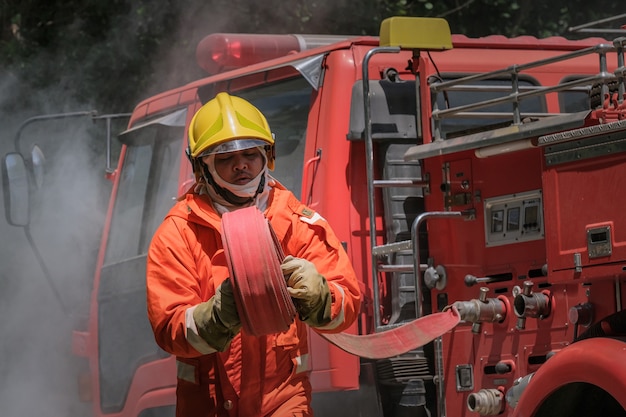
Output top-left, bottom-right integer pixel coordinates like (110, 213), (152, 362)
(221, 206), (460, 358)
(221, 206), (296, 336)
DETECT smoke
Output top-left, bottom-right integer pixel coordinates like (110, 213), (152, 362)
(0, 1), (362, 416)
(2, 2), (383, 416)
(0, 108), (108, 416)
(0, 5), (156, 417)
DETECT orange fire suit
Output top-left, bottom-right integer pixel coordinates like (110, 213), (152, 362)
(146, 183), (361, 417)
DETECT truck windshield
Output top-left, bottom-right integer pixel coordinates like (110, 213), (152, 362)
(105, 132), (183, 265)
(96, 75), (312, 414)
(237, 77), (312, 197)
(105, 76), (312, 267)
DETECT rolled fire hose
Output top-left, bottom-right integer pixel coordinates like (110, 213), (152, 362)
(221, 206), (297, 336)
(221, 206), (460, 359)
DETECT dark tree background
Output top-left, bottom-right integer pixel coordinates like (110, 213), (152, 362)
(0, 0), (624, 115)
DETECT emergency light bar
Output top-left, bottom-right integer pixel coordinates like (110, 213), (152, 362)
(196, 33), (351, 74)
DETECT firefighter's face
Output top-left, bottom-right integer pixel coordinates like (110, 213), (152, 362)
(203, 148), (265, 185)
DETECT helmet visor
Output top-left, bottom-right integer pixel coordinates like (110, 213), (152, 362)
(198, 138), (269, 157)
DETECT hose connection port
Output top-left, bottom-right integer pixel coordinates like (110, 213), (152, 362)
(467, 388), (505, 415)
(513, 281), (551, 330)
(452, 287), (507, 333)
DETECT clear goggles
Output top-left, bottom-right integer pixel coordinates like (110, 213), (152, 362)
(198, 139), (270, 157)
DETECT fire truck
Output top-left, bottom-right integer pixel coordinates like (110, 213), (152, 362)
(4, 15), (626, 417)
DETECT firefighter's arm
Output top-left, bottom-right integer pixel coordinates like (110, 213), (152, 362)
(147, 218), (201, 357)
(286, 211), (361, 333)
(147, 215), (238, 357)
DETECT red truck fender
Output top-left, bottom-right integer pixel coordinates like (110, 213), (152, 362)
(512, 337), (626, 417)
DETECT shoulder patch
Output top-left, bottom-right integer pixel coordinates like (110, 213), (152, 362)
(299, 211), (325, 225)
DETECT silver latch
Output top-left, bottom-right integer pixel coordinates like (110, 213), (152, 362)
(587, 225), (612, 259)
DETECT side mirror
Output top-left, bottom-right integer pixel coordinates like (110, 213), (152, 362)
(2, 152), (30, 227)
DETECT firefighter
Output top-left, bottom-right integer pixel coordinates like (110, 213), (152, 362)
(146, 92), (361, 417)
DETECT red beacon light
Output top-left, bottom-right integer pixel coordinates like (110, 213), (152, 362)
(196, 33), (351, 74)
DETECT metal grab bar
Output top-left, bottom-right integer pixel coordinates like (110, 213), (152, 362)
(430, 43), (616, 93)
(430, 41), (625, 140)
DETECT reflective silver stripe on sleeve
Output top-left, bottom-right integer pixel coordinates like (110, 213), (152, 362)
(185, 306), (219, 354)
(295, 353), (311, 374)
(177, 360), (198, 384)
(314, 282), (345, 330)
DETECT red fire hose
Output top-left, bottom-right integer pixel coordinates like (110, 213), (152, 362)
(221, 206), (460, 359)
(221, 206), (297, 336)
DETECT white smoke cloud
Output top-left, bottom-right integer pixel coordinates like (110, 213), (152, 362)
(0, 2), (348, 416)
(0, 108), (107, 416)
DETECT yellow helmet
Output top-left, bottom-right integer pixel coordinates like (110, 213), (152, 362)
(188, 92), (275, 169)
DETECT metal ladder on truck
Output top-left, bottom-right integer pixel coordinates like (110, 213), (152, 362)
(357, 43), (464, 417)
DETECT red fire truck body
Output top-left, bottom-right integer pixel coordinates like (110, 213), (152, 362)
(4, 15), (626, 417)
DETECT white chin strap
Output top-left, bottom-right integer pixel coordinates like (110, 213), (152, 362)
(207, 153), (267, 199)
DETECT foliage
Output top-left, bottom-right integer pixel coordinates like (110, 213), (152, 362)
(0, 0), (623, 114)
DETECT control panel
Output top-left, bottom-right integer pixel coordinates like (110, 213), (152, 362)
(484, 190), (544, 247)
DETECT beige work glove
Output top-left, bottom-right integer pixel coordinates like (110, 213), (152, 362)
(281, 255), (332, 327)
(193, 278), (241, 352)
